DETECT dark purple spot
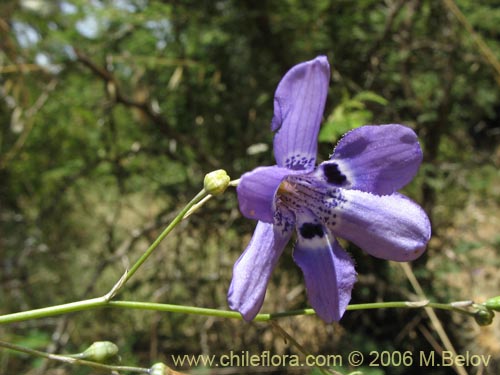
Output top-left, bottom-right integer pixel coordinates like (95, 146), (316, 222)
(335, 136), (369, 157)
(299, 223), (324, 239)
(323, 163), (347, 185)
(400, 132), (417, 144)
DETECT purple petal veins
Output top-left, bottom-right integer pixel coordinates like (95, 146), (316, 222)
(237, 166), (291, 223)
(331, 190), (431, 261)
(328, 124), (423, 195)
(293, 210), (357, 322)
(229, 56), (431, 323)
(272, 56), (330, 171)
(228, 221), (291, 321)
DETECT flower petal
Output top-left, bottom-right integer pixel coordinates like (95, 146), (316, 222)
(330, 190), (431, 261)
(323, 125), (423, 194)
(228, 221), (291, 321)
(237, 166), (291, 223)
(292, 212), (357, 323)
(272, 56), (330, 171)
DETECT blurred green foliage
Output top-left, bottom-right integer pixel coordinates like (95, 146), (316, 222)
(1, 0), (499, 374)
(318, 90), (388, 142)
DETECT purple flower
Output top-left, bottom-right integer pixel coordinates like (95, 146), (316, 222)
(228, 56), (431, 323)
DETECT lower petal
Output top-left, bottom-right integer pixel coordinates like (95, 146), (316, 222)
(332, 190), (431, 261)
(228, 221), (291, 321)
(293, 214), (357, 323)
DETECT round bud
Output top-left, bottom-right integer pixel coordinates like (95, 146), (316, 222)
(81, 341), (119, 362)
(150, 362), (168, 375)
(474, 308), (494, 326)
(204, 169), (230, 195)
(484, 296), (500, 312)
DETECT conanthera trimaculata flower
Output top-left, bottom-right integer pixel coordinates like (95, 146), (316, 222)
(228, 56), (431, 323)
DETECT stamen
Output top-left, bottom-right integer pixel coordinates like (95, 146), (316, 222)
(277, 180), (296, 195)
(275, 175), (344, 229)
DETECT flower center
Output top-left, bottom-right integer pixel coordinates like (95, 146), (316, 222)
(277, 180), (297, 196)
(276, 174), (343, 228)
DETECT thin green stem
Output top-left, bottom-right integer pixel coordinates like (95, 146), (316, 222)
(0, 299), (476, 325)
(110, 300), (245, 319)
(0, 340), (148, 373)
(347, 301), (476, 316)
(0, 297), (107, 324)
(229, 178), (240, 186)
(270, 321), (337, 375)
(0, 186), (213, 325)
(106, 300), (441, 321)
(125, 188), (208, 283)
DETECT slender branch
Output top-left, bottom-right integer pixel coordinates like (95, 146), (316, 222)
(270, 321), (338, 375)
(0, 79), (58, 169)
(442, 0), (500, 85)
(400, 262), (468, 375)
(0, 186), (208, 324)
(0, 297), (107, 324)
(73, 48), (218, 167)
(0, 299), (477, 326)
(124, 188), (208, 284)
(116, 176), (238, 289)
(364, 0), (407, 68)
(0, 340), (148, 374)
(74, 48), (182, 142)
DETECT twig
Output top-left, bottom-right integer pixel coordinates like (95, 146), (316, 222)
(73, 48), (218, 167)
(364, 0), (407, 67)
(0, 79), (58, 169)
(0, 340), (149, 374)
(0, 299), (478, 325)
(270, 321), (341, 375)
(442, 0), (500, 85)
(400, 262), (468, 375)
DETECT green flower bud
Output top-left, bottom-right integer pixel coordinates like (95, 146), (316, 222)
(150, 362), (168, 375)
(204, 169), (230, 195)
(474, 308), (495, 326)
(81, 341), (119, 362)
(484, 296), (500, 312)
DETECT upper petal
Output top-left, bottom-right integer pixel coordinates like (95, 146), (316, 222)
(322, 125), (423, 195)
(272, 56), (330, 171)
(237, 166), (291, 223)
(292, 211), (357, 323)
(228, 221), (292, 321)
(330, 190), (431, 261)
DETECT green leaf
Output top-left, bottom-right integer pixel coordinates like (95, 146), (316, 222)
(353, 91), (388, 106)
(319, 109), (372, 142)
(319, 90), (387, 142)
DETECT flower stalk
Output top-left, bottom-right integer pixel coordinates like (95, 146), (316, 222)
(0, 340), (149, 374)
(0, 298), (484, 325)
(124, 188), (208, 285)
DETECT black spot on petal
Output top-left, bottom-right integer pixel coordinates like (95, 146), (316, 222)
(323, 163), (347, 185)
(299, 223), (324, 239)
